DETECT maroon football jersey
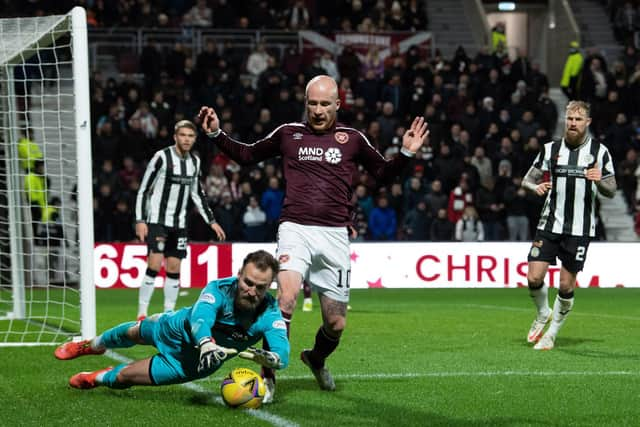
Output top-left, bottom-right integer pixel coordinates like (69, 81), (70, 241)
(210, 122), (410, 226)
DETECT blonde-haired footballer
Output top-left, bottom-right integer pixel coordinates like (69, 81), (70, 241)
(134, 120), (225, 320)
(522, 101), (617, 350)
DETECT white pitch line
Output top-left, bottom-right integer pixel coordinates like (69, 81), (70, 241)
(459, 304), (640, 321)
(102, 352), (639, 425)
(272, 370), (640, 381)
(105, 350), (299, 427)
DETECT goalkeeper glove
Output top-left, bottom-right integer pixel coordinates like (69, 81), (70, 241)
(238, 347), (282, 369)
(197, 338), (237, 373)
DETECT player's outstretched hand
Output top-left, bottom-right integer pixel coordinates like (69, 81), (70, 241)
(238, 347), (282, 369)
(197, 338), (237, 373)
(402, 116), (429, 154)
(198, 106), (219, 134)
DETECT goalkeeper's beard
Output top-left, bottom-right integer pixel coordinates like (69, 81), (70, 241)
(235, 295), (260, 312)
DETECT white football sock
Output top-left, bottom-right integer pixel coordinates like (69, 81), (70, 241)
(529, 282), (550, 316)
(138, 274), (157, 316)
(546, 294), (574, 337)
(163, 276), (180, 312)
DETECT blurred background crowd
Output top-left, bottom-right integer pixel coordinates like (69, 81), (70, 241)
(4, 0), (640, 243)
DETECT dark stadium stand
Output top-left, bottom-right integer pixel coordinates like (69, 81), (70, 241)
(3, 0), (640, 242)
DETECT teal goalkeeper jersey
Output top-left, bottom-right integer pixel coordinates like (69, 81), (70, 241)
(168, 276), (289, 369)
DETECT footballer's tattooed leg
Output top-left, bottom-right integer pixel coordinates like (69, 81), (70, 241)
(319, 294), (347, 340)
(320, 295), (347, 318)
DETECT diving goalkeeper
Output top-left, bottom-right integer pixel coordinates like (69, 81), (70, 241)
(54, 250), (289, 389)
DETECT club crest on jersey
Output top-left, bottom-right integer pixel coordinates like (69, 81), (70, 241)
(278, 254), (290, 264)
(583, 154), (594, 165)
(334, 131), (349, 144)
(292, 132), (303, 140)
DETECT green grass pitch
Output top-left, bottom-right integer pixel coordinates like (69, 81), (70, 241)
(2, 288), (640, 426)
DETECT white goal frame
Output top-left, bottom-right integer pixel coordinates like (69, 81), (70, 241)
(0, 7), (95, 345)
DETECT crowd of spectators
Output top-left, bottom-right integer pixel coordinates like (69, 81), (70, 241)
(608, 0), (640, 49)
(90, 33), (640, 243)
(83, 2), (640, 243)
(4, 1), (640, 242)
(0, 0), (427, 33)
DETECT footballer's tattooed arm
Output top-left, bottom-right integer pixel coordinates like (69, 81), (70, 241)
(595, 175), (617, 198)
(522, 167), (550, 196)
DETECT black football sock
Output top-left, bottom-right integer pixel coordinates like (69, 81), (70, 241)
(309, 326), (340, 368)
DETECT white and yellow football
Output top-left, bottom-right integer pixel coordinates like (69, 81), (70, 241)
(220, 368), (265, 409)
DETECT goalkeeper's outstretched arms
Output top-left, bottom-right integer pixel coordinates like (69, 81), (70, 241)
(238, 347), (283, 369)
(197, 337), (237, 373)
(239, 313), (290, 370)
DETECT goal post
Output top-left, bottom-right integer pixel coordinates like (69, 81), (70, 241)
(0, 6), (95, 345)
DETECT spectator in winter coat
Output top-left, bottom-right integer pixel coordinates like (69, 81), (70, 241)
(430, 208), (454, 241)
(455, 206), (484, 241)
(368, 194), (397, 240)
(243, 195), (267, 242)
(447, 178), (474, 223)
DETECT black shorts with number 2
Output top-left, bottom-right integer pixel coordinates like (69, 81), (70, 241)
(146, 224), (188, 259)
(527, 230), (591, 273)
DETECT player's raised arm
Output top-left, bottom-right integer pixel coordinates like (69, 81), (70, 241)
(198, 104), (284, 165)
(198, 106), (220, 136)
(401, 116), (429, 155)
(357, 117), (429, 184)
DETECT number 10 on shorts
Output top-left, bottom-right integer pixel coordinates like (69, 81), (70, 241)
(337, 269), (351, 289)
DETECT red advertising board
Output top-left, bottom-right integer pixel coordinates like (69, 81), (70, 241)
(95, 242), (639, 289)
(94, 243), (232, 289)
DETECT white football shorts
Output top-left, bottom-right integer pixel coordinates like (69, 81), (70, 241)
(276, 221), (351, 303)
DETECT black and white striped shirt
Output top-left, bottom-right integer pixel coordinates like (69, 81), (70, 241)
(533, 137), (615, 237)
(135, 146), (215, 229)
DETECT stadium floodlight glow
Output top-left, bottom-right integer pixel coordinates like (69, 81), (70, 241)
(498, 2), (516, 11)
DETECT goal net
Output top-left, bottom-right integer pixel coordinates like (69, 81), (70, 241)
(0, 7), (95, 345)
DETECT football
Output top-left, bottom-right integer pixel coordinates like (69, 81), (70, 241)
(220, 368), (265, 409)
